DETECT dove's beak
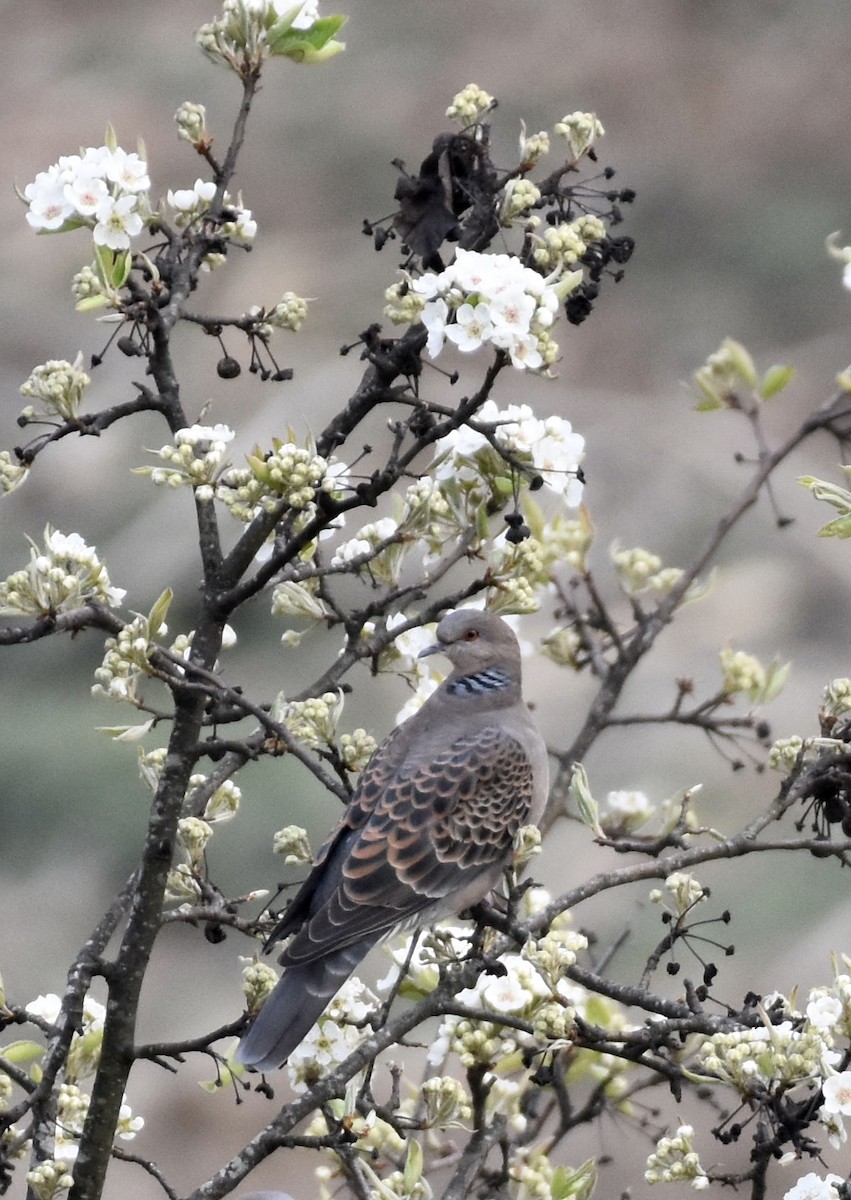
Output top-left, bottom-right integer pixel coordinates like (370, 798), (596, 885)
(417, 639), (444, 660)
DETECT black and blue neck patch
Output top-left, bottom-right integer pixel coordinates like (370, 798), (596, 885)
(447, 666), (513, 696)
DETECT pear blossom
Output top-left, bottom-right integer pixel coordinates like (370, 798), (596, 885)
(330, 536), (370, 565)
(821, 1071), (851, 1116)
(286, 977), (377, 1092)
(63, 173), (109, 216)
(392, 619), (438, 669)
(555, 111), (605, 159)
(103, 147), (150, 192)
(478, 970), (534, 1015)
(0, 526), (125, 617)
(378, 922), (471, 996)
(330, 516), (401, 577)
(819, 1107), (848, 1149)
(26, 993), (63, 1025)
(605, 790), (652, 825)
(23, 145), (150, 245)
(410, 248), (561, 372)
(395, 673), (441, 725)
(432, 398), (585, 506)
(168, 179), (217, 212)
(783, 1173), (844, 1200)
(446, 83), (494, 124)
(92, 193), (144, 250)
(444, 302), (494, 352)
(291, 0), (320, 27)
(488, 286), (537, 338)
(421, 296), (449, 356)
(137, 423), (236, 496)
(24, 164), (77, 230)
(229, 204), (257, 241)
(20, 354), (91, 422)
(645, 1123), (709, 1190)
(807, 994), (844, 1031)
(175, 101), (208, 144)
(826, 233), (851, 290)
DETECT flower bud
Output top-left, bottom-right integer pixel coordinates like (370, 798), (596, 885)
(174, 101), (208, 145)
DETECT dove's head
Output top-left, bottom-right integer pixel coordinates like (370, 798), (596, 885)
(418, 610), (522, 680)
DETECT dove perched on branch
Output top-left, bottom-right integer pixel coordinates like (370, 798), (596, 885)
(235, 609), (549, 1071)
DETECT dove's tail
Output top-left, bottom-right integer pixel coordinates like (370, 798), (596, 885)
(234, 938), (377, 1072)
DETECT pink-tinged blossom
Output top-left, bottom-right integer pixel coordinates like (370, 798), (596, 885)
(451, 247), (502, 292)
(103, 147), (150, 193)
(63, 172), (109, 216)
(24, 166), (76, 230)
(495, 329), (543, 370)
(23, 144), (150, 243)
(821, 1071), (851, 1116)
(489, 287), (537, 337)
(444, 302), (494, 352)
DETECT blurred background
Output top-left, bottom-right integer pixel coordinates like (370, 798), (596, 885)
(2, 0), (851, 1195)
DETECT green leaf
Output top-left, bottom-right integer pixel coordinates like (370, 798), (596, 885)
(760, 363), (796, 400)
(693, 369), (724, 411)
(268, 14), (347, 62)
(93, 242), (116, 289)
(36, 216), (88, 236)
(569, 762), (602, 835)
(265, 2), (305, 38)
(247, 452), (272, 485)
(402, 1139), (424, 1191)
(148, 587), (173, 637)
(818, 514), (851, 538)
(723, 337), (758, 389)
(524, 496), (546, 541)
(762, 659), (791, 703)
(2, 1039), (45, 1065)
(110, 249), (132, 288)
(91, 243), (131, 290)
(475, 503), (490, 543)
(75, 294), (110, 313)
(799, 474), (851, 513)
(96, 721), (155, 742)
(551, 1158), (597, 1200)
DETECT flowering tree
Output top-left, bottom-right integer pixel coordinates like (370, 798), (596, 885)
(4, 4), (851, 1200)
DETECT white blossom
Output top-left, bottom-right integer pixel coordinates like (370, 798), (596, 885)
(783, 1173), (844, 1200)
(0, 526), (125, 617)
(26, 993), (63, 1025)
(285, 977), (377, 1093)
(411, 249), (561, 372)
(431, 398), (585, 506)
(168, 178), (217, 212)
(92, 193), (143, 250)
(821, 1071), (851, 1116)
(806, 993), (844, 1031)
(103, 147), (150, 192)
(23, 145), (150, 244)
(24, 163), (76, 230)
(606, 790), (652, 817)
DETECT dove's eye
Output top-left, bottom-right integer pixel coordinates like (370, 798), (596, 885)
(463, 629), (479, 642)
